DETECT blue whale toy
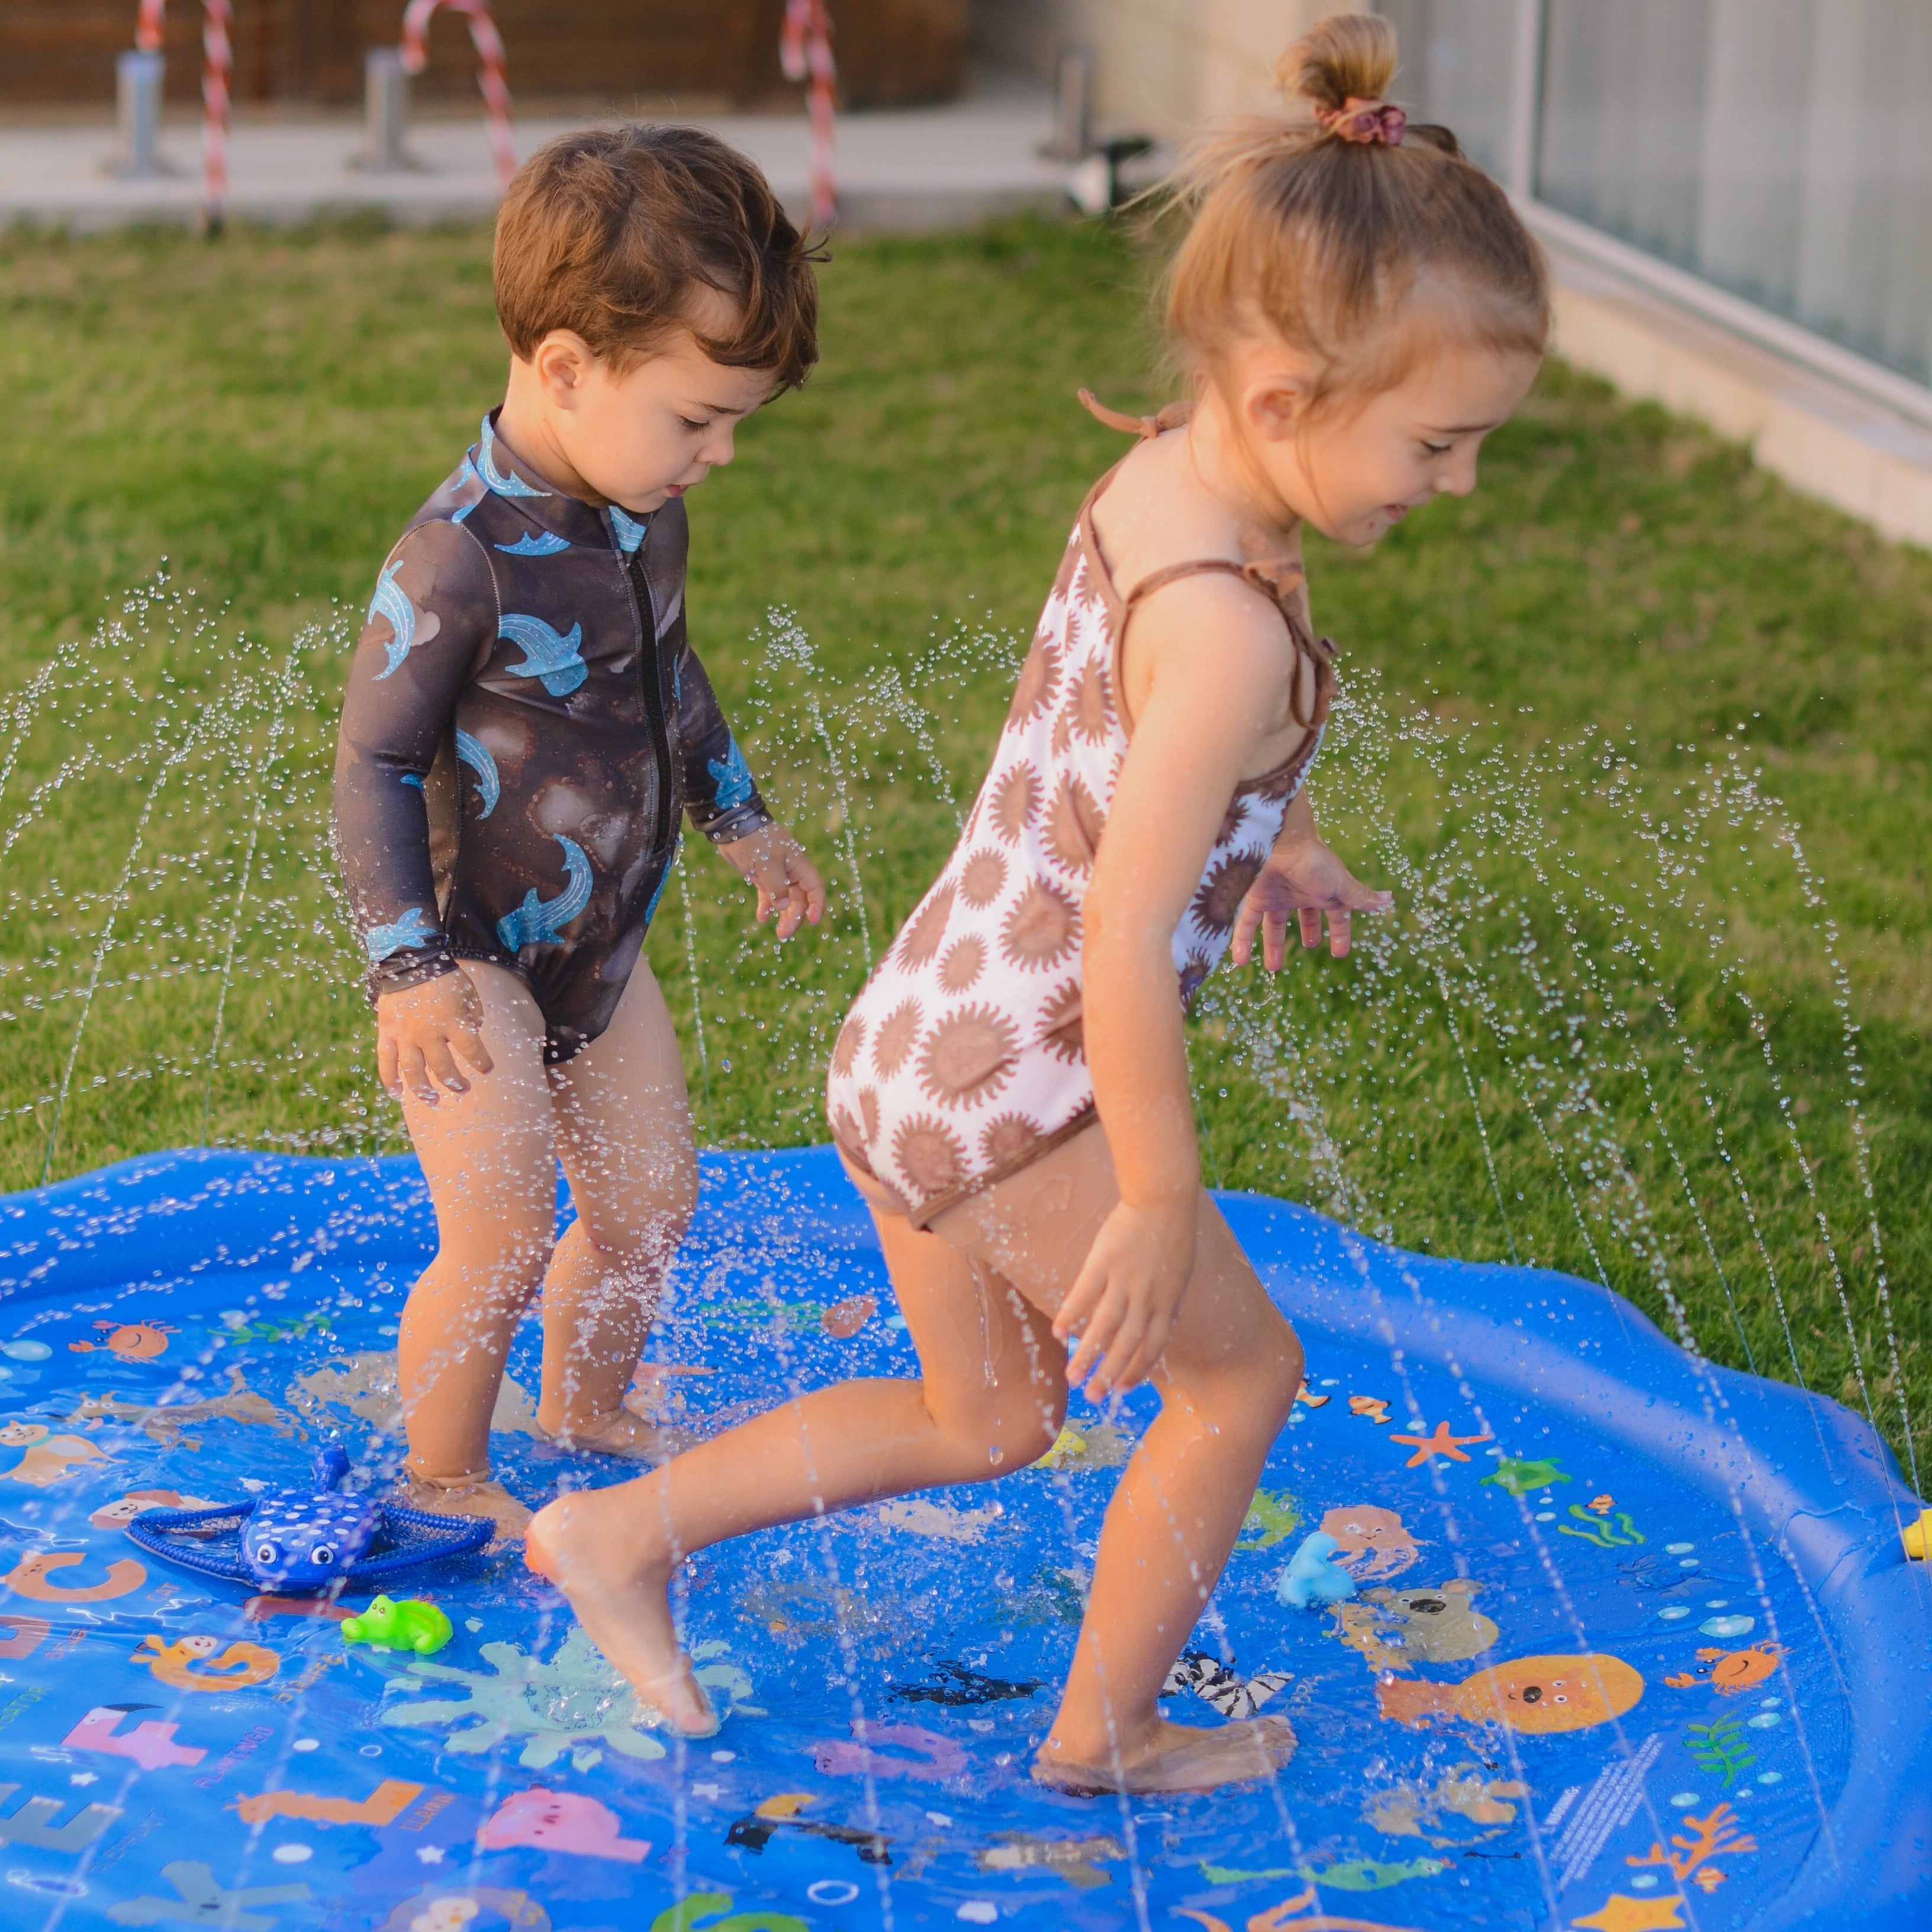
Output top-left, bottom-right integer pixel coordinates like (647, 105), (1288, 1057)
(124, 1445), (492, 1592)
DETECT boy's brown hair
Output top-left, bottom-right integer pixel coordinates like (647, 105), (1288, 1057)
(494, 124), (822, 391)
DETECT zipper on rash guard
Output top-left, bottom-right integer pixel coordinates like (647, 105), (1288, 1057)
(623, 546), (674, 855)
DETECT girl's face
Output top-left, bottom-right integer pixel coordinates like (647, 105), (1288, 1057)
(1232, 335), (1540, 548)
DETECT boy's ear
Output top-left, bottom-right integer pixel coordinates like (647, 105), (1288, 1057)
(528, 330), (600, 410)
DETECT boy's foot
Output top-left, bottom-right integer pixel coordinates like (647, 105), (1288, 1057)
(534, 1408), (684, 1464)
(398, 1471), (532, 1545)
(526, 1491), (718, 1738)
(1031, 1715), (1297, 1795)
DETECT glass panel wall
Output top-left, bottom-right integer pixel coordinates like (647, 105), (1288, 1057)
(1379, 0), (1932, 388)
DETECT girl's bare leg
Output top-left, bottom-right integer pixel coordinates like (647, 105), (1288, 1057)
(941, 1131), (1305, 1787)
(537, 962), (698, 1454)
(526, 1197), (1069, 1731)
(397, 963), (556, 1505)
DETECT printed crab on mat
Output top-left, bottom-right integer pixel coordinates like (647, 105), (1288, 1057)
(380, 1627), (758, 1769)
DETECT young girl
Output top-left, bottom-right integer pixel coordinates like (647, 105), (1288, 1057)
(529, 13), (1548, 1792)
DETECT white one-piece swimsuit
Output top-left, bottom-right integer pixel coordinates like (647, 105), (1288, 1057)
(826, 402), (1336, 1227)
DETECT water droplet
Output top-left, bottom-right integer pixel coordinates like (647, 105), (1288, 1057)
(1670, 1792), (1699, 1807)
(711, 1749), (736, 1763)
(1628, 1874), (1659, 1889)
(1705, 1599), (1728, 1609)
(1747, 1712), (1782, 1729)
(1757, 1771), (1783, 1785)
(1659, 1606), (1691, 1620)
(1665, 1542), (1695, 1554)
(1679, 1557), (1700, 1567)
(957, 1906), (998, 1925)
(292, 1738), (320, 1752)
(359, 1743), (382, 1757)
(1759, 1696), (1781, 1709)
(809, 1881), (860, 1906)
(271, 1845), (313, 1864)
(926, 1811), (953, 1826)
(1, 1341), (50, 1361)
(1534, 1511), (1556, 1522)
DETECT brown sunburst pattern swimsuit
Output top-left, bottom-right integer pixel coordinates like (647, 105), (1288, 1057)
(826, 395), (1336, 1226)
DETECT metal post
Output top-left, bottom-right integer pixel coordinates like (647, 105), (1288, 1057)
(1504, 0), (1545, 201)
(114, 50), (166, 181)
(360, 48), (411, 173)
(1042, 44), (1094, 161)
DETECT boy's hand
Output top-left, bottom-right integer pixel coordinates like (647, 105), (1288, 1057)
(1231, 833), (1393, 966)
(376, 970), (493, 1105)
(1053, 1195), (1198, 1398)
(716, 822), (826, 940)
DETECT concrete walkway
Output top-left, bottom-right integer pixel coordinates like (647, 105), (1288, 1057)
(0, 71), (1077, 234)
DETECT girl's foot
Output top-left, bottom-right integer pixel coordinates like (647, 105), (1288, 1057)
(534, 1407), (684, 1464)
(525, 1491), (718, 1738)
(398, 1471), (532, 1545)
(1032, 1714), (1296, 1795)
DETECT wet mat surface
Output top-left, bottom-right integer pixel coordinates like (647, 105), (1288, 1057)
(0, 1149), (1924, 1931)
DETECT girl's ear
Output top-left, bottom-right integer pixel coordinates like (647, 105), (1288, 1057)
(1243, 371), (1316, 445)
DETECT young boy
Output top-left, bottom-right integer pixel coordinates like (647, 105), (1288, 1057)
(332, 126), (825, 1540)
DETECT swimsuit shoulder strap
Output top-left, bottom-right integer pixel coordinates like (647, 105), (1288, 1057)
(1078, 387), (1194, 440)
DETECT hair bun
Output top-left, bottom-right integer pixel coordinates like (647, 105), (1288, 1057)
(1277, 11), (1399, 114)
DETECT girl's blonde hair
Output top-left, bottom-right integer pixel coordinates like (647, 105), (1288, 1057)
(1165, 12), (1549, 407)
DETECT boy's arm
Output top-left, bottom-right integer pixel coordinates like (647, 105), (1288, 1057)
(331, 520), (495, 1003)
(672, 641), (775, 847)
(674, 640), (826, 937)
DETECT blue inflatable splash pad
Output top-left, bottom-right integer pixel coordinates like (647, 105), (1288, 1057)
(0, 1148), (1925, 1931)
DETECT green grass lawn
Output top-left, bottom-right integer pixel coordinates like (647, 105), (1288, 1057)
(1, 214), (1926, 1480)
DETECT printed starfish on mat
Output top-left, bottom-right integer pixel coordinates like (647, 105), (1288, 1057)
(1569, 1894), (1686, 1932)
(1389, 1420), (1493, 1468)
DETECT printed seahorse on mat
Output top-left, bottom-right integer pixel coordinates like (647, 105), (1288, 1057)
(498, 836), (594, 951)
(495, 532), (571, 557)
(366, 559), (440, 681)
(609, 505), (649, 553)
(709, 739), (756, 812)
(499, 613), (588, 697)
(363, 906), (436, 965)
(454, 729), (500, 817)
(476, 414), (549, 497)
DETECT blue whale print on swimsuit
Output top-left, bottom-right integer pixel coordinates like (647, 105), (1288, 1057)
(124, 1444), (491, 1590)
(709, 738), (756, 813)
(449, 453), (484, 523)
(608, 504), (649, 553)
(476, 414), (549, 498)
(499, 613), (588, 697)
(497, 834), (594, 952)
(453, 728), (500, 817)
(366, 559), (420, 682)
(362, 904), (435, 965)
(495, 531), (571, 557)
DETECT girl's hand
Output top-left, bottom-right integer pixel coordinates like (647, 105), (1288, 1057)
(1053, 1196), (1199, 1397)
(1231, 833), (1393, 967)
(716, 822), (827, 940)
(376, 970), (492, 1105)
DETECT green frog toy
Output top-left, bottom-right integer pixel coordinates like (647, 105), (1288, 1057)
(340, 1594), (452, 1656)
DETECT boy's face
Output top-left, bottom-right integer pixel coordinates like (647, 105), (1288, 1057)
(510, 289), (776, 513)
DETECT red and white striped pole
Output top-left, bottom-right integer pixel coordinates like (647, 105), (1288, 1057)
(780, 0), (837, 228)
(130, 1), (230, 227)
(200, 0), (232, 229)
(400, 0), (517, 193)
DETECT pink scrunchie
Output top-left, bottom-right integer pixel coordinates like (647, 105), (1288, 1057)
(1315, 96), (1406, 146)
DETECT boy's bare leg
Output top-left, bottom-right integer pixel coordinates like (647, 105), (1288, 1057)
(943, 1133), (1304, 1789)
(526, 1200), (1069, 1732)
(537, 962), (698, 1454)
(397, 963), (557, 1508)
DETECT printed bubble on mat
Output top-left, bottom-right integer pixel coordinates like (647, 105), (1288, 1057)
(0, 1147), (1925, 1930)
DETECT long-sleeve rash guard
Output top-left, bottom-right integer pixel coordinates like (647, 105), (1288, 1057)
(333, 410), (771, 1062)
